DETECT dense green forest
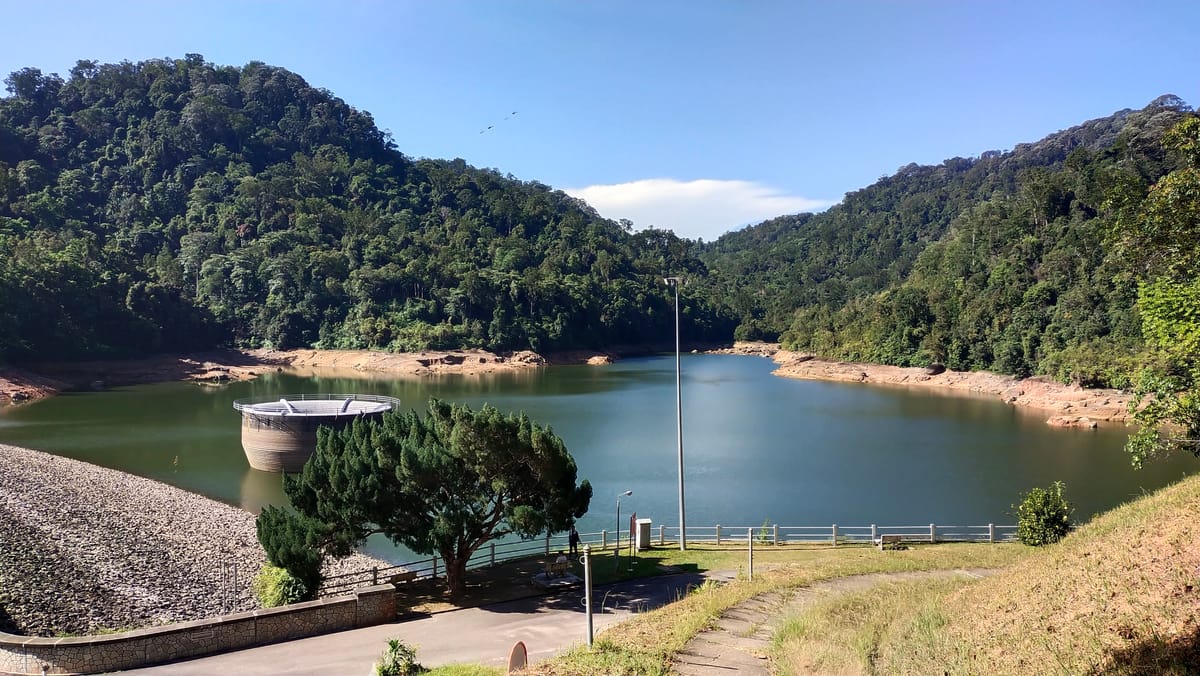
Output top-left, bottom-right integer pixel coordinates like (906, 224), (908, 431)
(0, 55), (733, 362)
(697, 95), (1195, 388)
(1, 54), (1194, 408)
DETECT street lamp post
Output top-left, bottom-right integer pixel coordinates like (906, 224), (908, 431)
(615, 489), (633, 571)
(663, 276), (686, 550)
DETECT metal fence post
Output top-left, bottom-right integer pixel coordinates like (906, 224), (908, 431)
(929, 523), (936, 543)
(545, 532), (551, 556)
(432, 557), (438, 580)
(988, 523), (995, 543)
(490, 542), (496, 566)
(773, 524), (779, 546)
(832, 523), (838, 547)
(659, 524), (665, 546)
(715, 524), (722, 546)
(372, 567), (378, 586)
(601, 529), (607, 550)
(871, 524), (878, 544)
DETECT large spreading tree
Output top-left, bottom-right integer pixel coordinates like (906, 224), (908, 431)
(262, 399), (592, 596)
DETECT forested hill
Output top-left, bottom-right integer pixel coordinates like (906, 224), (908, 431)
(1, 55), (1193, 392)
(0, 55), (733, 362)
(696, 95), (1194, 386)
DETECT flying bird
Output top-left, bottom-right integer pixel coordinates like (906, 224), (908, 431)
(479, 111), (518, 134)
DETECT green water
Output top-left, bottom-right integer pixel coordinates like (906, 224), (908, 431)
(0, 355), (1193, 542)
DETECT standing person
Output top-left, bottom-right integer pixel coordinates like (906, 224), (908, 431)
(568, 524), (580, 556)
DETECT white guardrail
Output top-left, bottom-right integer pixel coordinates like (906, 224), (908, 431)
(317, 522), (1016, 597)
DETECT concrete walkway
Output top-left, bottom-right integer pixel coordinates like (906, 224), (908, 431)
(117, 570), (737, 675)
(671, 569), (994, 675)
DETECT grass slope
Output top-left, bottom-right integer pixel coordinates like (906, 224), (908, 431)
(936, 473), (1200, 674)
(532, 543), (1026, 675)
(776, 473), (1200, 674)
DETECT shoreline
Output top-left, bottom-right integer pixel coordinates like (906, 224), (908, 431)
(769, 349), (1134, 427)
(0, 443), (391, 637)
(0, 347), (556, 405)
(0, 343), (1135, 427)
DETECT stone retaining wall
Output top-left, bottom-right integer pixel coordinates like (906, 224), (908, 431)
(0, 584), (396, 676)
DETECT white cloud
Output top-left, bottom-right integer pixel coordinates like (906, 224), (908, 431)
(565, 178), (835, 241)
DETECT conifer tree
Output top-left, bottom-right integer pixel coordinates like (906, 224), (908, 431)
(273, 399), (592, 596)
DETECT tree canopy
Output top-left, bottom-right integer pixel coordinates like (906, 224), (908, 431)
(697, 95), (1193, 388)
(0, 55), (732, 362)
(1107, 115), (1200, 466)
(268, 399), (592, 596)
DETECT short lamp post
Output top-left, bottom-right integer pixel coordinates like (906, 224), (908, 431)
(615, 489), (632, 571)
(664, 276), (686, 550)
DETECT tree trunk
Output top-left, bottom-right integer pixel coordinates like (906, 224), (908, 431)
(443, 555), (470, 597)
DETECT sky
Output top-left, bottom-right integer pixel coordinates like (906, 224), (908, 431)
(2, 1), (1198, 241)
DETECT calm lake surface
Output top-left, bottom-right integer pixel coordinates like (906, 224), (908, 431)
(1, 354), (1194, 556)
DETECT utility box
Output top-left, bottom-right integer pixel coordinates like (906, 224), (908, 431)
(635, 518), (653, 550)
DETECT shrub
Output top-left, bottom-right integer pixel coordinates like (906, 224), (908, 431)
(373, 638), (425, 676)
(757, 518), (773, 544)
(1014, 481), (1074, 546)
(255, 505), (323, 597)
(252, 564), (310, 608)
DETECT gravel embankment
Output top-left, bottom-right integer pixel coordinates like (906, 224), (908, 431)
(0, 443), (390, 637)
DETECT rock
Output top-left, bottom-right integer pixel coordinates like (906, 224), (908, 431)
(924, 363), (946, 376)
(508, 350), (546, 366)
(1047, 415), (1098, 429)
(586, 355), (613, 365)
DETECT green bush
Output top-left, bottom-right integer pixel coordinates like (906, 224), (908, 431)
(252, 564), (310, 608)
(373, 638), (425, 675)
(255, 505), (323, 597)
(756, 518), (773, 544)
(1014, 481), (1074, 546)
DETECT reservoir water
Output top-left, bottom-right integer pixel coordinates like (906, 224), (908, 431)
(0, 354), (1193, 552)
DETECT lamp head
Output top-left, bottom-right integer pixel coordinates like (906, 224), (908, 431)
(621, 489), (633, 497)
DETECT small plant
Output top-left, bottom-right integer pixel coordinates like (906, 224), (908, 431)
(757, 518), (773, 545)
(373, 638), (425, 676)
(1014, 480), (1074, 546)
(252, 564), (309, 608)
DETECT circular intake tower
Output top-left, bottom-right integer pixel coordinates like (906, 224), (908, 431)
(232, 394), (399, 472)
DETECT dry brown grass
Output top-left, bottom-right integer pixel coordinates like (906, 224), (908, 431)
(773, 576), (976, 675)
(530, 542), (1026, 675)
(899, 474), (1200, 674)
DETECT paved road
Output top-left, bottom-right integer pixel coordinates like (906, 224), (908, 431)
(118, 570), (731, 675)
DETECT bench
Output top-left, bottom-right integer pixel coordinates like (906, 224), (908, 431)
(876, 534), (906, 551)
(388, 570), (418, 585)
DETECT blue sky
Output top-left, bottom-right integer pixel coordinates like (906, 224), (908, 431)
(2, 1), (1197, 241)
